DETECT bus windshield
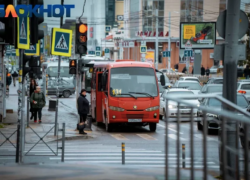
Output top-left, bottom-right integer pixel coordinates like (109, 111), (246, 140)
(110, 67), (158, 97)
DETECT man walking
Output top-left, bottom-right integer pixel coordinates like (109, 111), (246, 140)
(205, 67), (210, 77)
(6, 69), (12, 91)
(11, 67), (18, 87)
(77, 89), (89, 135)
(201, 65), (205, 76)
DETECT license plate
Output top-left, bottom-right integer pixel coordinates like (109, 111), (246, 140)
(181, 110), (190, 113)
(128, 119), (142, 122)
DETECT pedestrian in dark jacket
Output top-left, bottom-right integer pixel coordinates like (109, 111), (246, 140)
(201, 65), (205, 76)
(77, 89), (89, 135)
(30, 79), (38, 120)
(244, 65), (250, 79)
(11, 67), (18, 87)
(182, 66), (187, 73)
(6, 69), (12, 90)
(205, 67), (210, 76)
(30, 86), (46, 123)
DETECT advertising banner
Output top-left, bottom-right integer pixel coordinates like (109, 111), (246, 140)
(145, 50), (155, 66)
(180, 22), (216, 49)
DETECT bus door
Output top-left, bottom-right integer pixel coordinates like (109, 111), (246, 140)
(95, 72), (103, 122)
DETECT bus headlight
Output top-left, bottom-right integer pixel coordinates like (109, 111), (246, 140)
(109, 106), (124, 112)
(145, 106), (159, 112)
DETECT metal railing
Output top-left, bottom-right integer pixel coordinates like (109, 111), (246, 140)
(164, 94), (250, 180)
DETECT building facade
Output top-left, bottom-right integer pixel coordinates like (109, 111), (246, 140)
(121, 0), (237, 71)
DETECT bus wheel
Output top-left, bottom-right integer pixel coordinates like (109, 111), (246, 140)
(149, 123), (157, 132)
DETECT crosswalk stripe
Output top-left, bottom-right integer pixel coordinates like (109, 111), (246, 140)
(136, 134), (156, 140)
(111, 134), (128, 140)
(168, 134), (186, 140)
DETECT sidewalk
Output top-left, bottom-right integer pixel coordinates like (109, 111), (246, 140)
(1, 82), (97, 142)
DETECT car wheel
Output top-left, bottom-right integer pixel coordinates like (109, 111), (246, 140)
(149, 123), (157, 132)
(197, 121), (202, 130)
(63, 90), (71, 98)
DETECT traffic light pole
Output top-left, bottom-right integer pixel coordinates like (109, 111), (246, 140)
(18, 49), (25, 163)
(54, 0), (64, 136)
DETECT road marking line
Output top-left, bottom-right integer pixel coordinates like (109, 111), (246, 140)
(110, 134), (128, 140)
(168, 134), (186, 141)
(157, 123), (165, 128)
(137, 134), (157, 140)
(168, 128), (184, 134)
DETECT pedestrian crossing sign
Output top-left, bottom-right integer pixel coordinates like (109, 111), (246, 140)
(17, 9), (30, 50)
(24, 41), (40, 56)
(51, 28), (72, 57)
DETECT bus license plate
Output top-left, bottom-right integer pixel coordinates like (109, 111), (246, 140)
(128, 119), (142, 122)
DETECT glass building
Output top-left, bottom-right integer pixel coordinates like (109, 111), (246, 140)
(106, 0), (116, 27)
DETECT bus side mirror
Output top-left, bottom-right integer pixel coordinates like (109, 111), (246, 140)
(160, 74), (165, 86)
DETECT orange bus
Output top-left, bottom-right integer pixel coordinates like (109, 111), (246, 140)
(90, 60), (165, 132)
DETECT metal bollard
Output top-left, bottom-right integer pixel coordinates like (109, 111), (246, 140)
(182, 144), (185, 168)
(16, 124), (20, 163)
(61, 123), (65, 162)
(122, 142), (125, 164)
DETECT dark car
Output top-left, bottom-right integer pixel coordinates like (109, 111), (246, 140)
(205, 77), (223, 85)
(39, 79), (75, 98)
(197, 93), (249, 134)
(198, 84), (223, 101)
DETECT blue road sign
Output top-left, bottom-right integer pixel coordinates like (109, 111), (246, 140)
(17, 9), (30, 49)
(163, 51), (171, 57)
(88, 51), (95, 55)
(140, 46), (147, 53)
(96, 51), (101, 56)
(96, 46), (101, 51)
(105, 49), (110, 54)
(51, 28), (72, 57)
(184, 50), (193, 57)
(40, 38), (44, 54)
(105, 26), (111, 32)
(25, 41), (40, 56)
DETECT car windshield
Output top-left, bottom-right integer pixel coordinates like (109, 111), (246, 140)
(167, 91), (194, 95)
(208, 95), (249, 108)
(47, 66), (73, 77)
(110, 67), (158, 97)
(207, 86), (223, 93)
(185, 78), (199, 82)
(178, 82), (201, 90)
(158, 83), (164, 93)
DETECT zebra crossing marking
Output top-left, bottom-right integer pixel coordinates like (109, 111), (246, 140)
(110, 134), (128, 140)
(136, 134), (157, 140)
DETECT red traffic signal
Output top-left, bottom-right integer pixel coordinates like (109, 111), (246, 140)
(69, 59), (77, 74)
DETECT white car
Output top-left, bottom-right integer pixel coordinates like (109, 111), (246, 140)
(159, 69), (184, 75)
(173, 80), (202, 95)
(179, 76), (200, 83)
(160, 89), (200, 119)
(237, 82), (250, 102)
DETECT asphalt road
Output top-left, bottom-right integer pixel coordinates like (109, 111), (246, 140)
(1, 92), (246, 172)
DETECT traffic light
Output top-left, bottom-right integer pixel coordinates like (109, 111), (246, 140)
(23, 55), (42, 79)
(30, 0), (44, 45)
(69, 59), (77, 74)
(0, 0), (17, 46)
(75, 23), (88, 55)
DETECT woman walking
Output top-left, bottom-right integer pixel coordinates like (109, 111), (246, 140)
(29, 79), (37, 120)
(30, 86), (46, 123)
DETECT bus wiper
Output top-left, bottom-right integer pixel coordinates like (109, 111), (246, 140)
(118, 93), (137, 99)
(129, 92), (154, 99)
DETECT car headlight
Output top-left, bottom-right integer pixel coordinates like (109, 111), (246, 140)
(197, 104), (200, 107)
(109, 106), (124, 112)
(168, 104), (177, 109)
(206, 113), (218, 118)
(145, 106), (159, 111)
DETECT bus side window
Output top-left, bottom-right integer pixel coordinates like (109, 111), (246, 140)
(92, 72), (96, 90)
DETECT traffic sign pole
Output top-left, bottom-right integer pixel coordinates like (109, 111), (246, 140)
(168, 12), (171, 72)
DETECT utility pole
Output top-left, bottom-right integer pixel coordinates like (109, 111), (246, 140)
(168, 12), (171, 72)
(223, 0), (241, 178)
(155, 9), (159, 70)
(54, 0), (64, 136)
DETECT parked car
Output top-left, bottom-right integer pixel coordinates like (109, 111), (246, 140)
(160, 88), (199, 119)
(173, 80), (202, 95)
(239, 104), (250, 148)
(39, 79), (75, 98)
(197, 93), (249, 134)
(179, 76), (200, 83)
(209, 66), (218, 74)
(205, 77), (223, 85)
(237, 82), (250, 102)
